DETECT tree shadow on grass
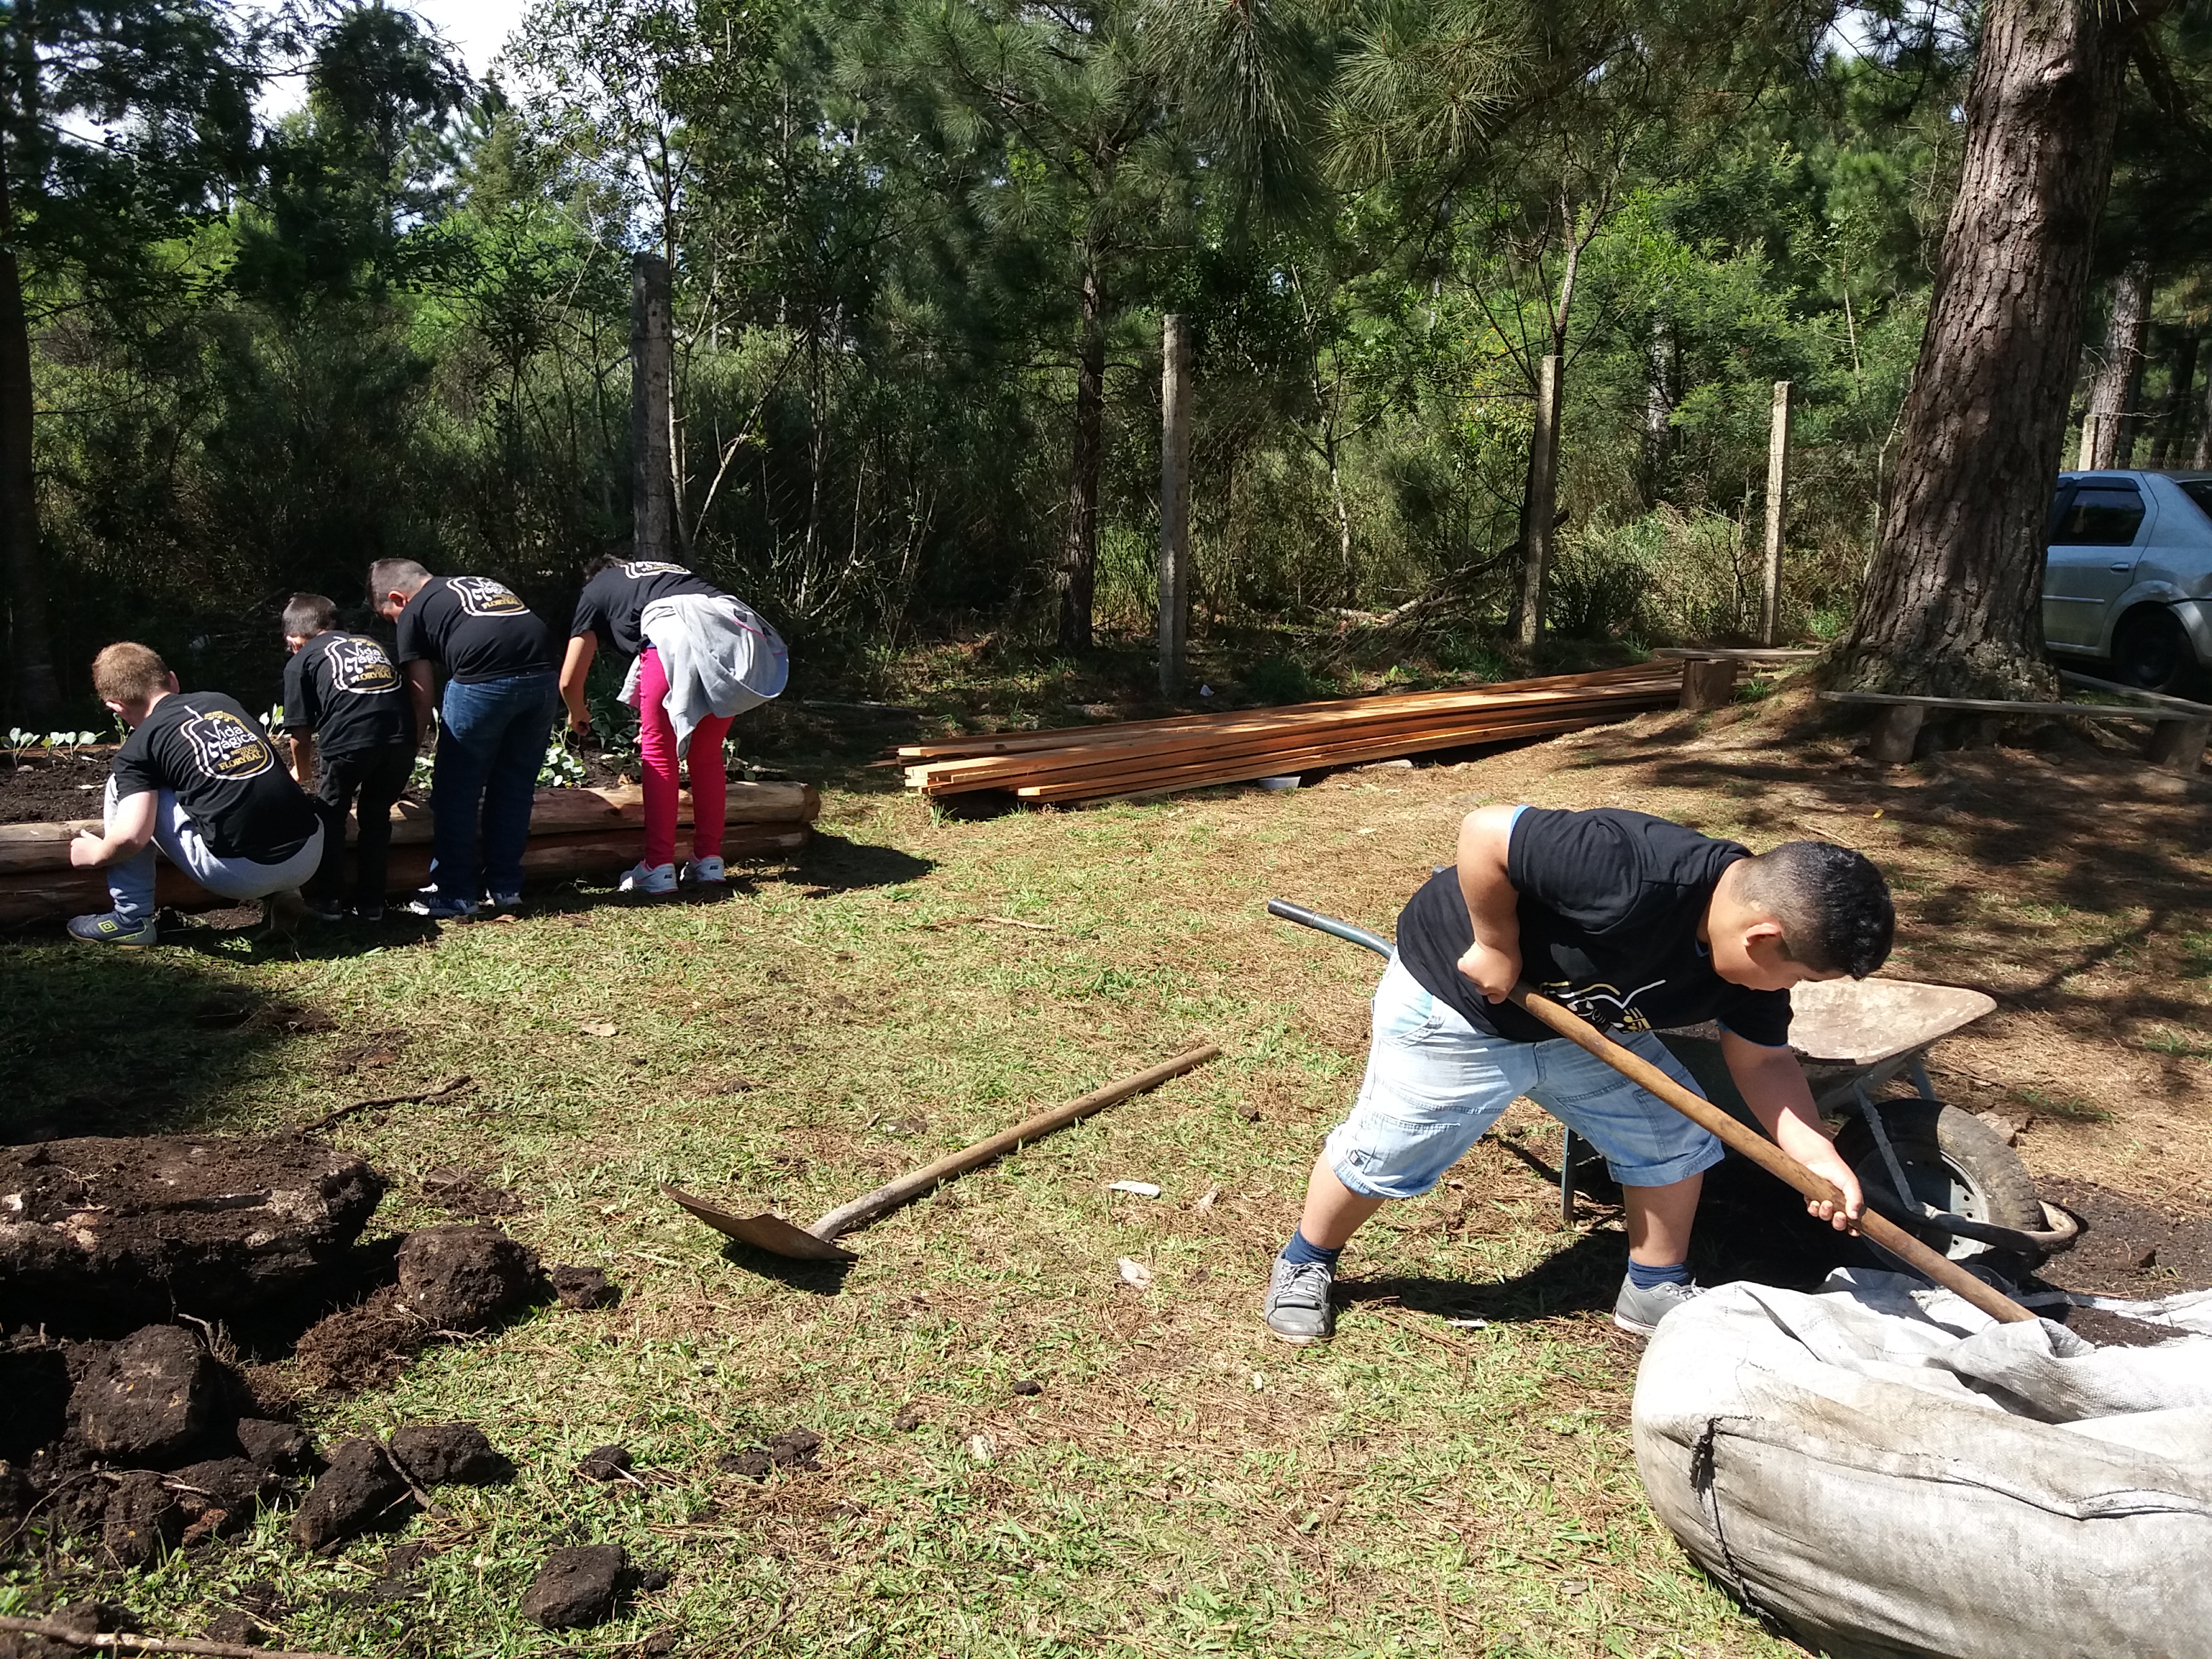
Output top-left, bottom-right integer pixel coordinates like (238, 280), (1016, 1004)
(0, 939), (297, 1141)
(784, 832), (934, 896)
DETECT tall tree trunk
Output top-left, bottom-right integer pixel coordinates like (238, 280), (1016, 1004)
(1057, 260), (1105, 651)
(2085, 259), (2152, 466)
(1641, 316), (1674, 508)
(2148, 329), (2196, 468)
(1508, 215), (1581, 646)
(1828, 0), (2139, 700)
(0, 77), (60, 718)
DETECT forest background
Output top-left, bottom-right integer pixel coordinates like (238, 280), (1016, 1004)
(5, 0), (2208, 721)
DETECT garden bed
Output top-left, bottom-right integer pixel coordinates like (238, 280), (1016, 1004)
(0, 781), (818, 926)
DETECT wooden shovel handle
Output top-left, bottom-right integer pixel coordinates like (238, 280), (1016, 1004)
(811, 1045), (1221, 1239)
(1507, 985), (2036, 1326)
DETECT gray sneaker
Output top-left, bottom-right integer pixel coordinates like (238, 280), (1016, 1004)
(1263, 1255), (1338, 1345)
(1614, 1273), (1705, 1336)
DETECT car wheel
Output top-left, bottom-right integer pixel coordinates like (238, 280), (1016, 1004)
(2108, 606), (2203, 697)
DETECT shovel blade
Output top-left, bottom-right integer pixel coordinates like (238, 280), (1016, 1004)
(662, 1184), (858, 1263)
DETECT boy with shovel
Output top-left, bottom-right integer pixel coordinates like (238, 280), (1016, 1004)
(1263, 804), (1891, 1343)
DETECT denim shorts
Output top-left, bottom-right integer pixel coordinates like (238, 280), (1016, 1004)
(1323, 955), (1726, 1197)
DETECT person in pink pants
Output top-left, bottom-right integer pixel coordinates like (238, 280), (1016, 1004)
(558, 556), (784, 895)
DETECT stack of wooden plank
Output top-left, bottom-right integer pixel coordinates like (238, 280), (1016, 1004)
(0, 780), (818, 927)
(892, 662), (1684, 804)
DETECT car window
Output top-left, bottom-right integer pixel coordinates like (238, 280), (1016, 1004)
(2179, 479), (2212, 523)
(2051, 483), (2145, 546)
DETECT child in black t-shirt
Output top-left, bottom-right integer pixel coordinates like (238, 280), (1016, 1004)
(67, 642), (325, 946)
(280, 593), (415, 922)
(1261, 806), (1894, 1344)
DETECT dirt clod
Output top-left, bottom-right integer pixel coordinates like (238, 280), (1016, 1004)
(70, 1326), (220, 1464)
(1011, 1378), (1042, 1397)
(394, 1225), (537, 1330)
(288, 1438), (413, 1552)
(578, 1444), (634, 1482)
(0, 1136), (384, 1334)
(891, 1407), (923, 1432)
(234, 1418), (314, 1479)
(520, 1542), (627, 1629)
(549, 1264), (621, 1310)
(201, 1610), (265, 1647)
(290, 1288), (424, 1395)
(102, 1471), (183, 1567)
(721, 1427), (821, 1480)
(390, 1423), (509, 1486)
(168, 1458), (276, 1540)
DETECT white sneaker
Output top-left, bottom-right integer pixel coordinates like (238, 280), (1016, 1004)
(618, 861), (677, 895)
(684, 856), (727, 884)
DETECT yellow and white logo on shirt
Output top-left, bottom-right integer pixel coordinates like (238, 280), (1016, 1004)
(180, 708), (274, 779)
(622, 562), (690, 578)
(449, 577), (529, 617)
(329, 635), (400, 694)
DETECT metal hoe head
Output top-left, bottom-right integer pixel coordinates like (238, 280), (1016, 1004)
(661, 1184), (858, 1263)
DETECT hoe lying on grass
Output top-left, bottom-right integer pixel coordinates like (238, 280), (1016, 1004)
(665, 1046), (1221, 1261)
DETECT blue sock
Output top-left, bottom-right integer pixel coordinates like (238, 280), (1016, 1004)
(1281, 1229), (1343, 1268)
(1626, 1258), (1692, 1290)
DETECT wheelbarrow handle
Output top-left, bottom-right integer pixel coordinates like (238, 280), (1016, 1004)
(1506, 984), (2038, 1325)
(1266, 898), (1392, 958)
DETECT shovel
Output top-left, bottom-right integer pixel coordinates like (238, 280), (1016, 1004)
(665, 1044), (1221, 1261)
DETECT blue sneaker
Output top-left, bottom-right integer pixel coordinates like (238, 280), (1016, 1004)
(68, 911), (158, 947)
(403, 893), (478, 920)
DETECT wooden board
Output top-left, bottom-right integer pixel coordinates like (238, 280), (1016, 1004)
(1819, 690), (2175, 721)
(907, 681), (1680, 794)
(889, 663), (1679, 762)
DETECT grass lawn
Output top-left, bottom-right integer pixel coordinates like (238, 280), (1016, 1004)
(5, 678), (2208, 1658)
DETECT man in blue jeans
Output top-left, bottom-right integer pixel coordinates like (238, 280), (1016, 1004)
(369, 558), (558, 920)
(1262, 805), (1891, 1343)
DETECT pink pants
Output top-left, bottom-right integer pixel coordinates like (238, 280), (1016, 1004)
(639, 646), (734, 869)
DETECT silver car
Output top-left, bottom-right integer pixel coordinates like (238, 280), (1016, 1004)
(2045, 469), (2212, 695)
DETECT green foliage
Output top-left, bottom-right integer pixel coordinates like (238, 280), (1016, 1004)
(8, 0), (2012, 718)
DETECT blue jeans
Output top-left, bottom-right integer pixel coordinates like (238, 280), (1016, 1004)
(429, 671), (557, 901)
(1324, 954), (1726, 1195)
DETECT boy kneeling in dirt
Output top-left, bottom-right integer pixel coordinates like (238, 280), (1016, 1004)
(67, 643), (325, 946)
(1263, 806), (1891, 1343)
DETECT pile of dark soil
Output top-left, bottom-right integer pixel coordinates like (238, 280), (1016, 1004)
(0, 749), (115, 825)
(2036, 1179), (2212, 1298)
(0, 1136), (384, 1333)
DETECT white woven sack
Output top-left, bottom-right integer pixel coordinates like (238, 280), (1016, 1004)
(1633, 1271), (2212, 1659)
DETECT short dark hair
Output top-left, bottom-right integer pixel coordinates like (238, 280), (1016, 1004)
(367, 558), (432, 604)
(283, 592), (338, 638)
(1736, 840), (1894, 978)
(582, 553), (626, 579)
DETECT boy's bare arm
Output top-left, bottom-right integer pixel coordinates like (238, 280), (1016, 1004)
(558, 635), (596, 734)
(1454, 804), (1523, 1002)
(69, 790), (157, 869)
(1721, 1031), (1865, 1230)
(289, 733), (316, 788)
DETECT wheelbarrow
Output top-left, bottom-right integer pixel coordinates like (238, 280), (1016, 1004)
(1267, 898), (2080, 1269)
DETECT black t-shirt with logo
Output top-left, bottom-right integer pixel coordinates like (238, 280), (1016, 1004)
(281, 632), (413, 758)
(393, 575), (556, 684)
(1394, 806), (1793, 1047)
(569, 561), (721, 659)
(110, 692), (321, 863)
